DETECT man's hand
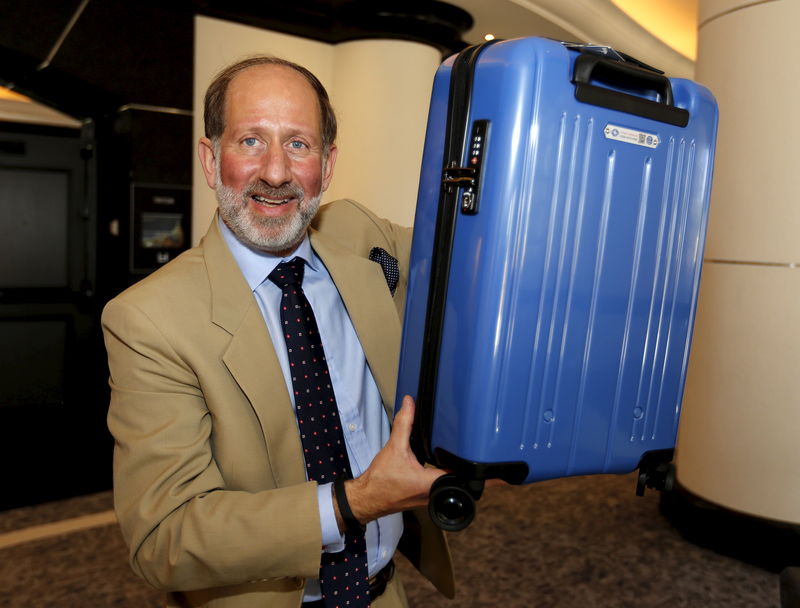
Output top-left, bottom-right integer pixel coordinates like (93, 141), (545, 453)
(341, 395), (445, 525)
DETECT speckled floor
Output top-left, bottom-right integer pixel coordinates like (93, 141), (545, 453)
(0, 473), (783, 607)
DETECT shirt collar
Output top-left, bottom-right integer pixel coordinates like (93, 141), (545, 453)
(217, 214), (319, 291)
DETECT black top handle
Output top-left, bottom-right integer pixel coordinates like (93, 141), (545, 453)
(572, 53), (690, 127)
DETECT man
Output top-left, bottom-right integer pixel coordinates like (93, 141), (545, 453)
(102, 56), (454, 607)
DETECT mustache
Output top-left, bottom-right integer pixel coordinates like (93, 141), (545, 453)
(244, 181), (305, 201)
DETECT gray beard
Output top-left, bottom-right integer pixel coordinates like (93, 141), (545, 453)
(215, 170), (322, 255)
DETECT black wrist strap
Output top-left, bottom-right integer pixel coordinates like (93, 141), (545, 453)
(334, 477), (366, 534)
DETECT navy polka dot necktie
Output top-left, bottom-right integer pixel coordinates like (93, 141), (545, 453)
(268, 258), (371, 608)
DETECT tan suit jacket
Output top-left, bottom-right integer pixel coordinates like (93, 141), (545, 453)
(102, 199), (454, 607)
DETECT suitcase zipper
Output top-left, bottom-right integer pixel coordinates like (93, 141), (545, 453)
(413, 40), (498, 463)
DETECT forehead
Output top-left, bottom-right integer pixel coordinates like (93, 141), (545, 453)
(224, 64), (322, 135)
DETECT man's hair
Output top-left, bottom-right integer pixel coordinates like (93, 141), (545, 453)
(203, 56), (337, 153)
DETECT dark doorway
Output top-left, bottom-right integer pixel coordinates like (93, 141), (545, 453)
(0, 121), (111, 510)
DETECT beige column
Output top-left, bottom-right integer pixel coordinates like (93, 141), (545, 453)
(675, 0), (800, 523)
(327, 40), (440, 227)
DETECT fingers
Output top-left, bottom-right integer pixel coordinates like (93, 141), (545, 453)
(396, 395), (415, 425)
(348, 395), (450, 519)
(390, 395), (416, 449)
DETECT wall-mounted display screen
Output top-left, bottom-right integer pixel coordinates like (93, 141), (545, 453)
(130, 183), (191, 273)
(141, 212), (185, 249)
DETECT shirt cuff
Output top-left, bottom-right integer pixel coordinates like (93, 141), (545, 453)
(318, 482), (345, 552)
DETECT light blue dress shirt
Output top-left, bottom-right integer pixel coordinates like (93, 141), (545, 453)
(218, 218), (402, 601)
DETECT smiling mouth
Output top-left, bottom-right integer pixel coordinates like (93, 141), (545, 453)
(251, 194), (293, 206)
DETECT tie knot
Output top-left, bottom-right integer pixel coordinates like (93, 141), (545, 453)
(268, 258), (305, 289)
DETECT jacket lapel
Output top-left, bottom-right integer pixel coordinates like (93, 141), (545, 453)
(310, 229), (403, 417)
(202, 217), (307, 487)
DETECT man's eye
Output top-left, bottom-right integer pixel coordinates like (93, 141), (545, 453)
(289, 140), (307, 149)
(243, 137), (258, 146)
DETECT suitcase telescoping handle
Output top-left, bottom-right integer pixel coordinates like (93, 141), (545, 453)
(572, 53), (690, 127)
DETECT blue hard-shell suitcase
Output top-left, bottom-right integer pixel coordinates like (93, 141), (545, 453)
(395, 37), (718, 530)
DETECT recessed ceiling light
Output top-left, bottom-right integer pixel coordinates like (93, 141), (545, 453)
(484, 34), (495, 41)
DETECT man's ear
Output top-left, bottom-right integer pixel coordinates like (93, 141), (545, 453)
(321, 144), (338, 192)
(198, 137), (217, 189)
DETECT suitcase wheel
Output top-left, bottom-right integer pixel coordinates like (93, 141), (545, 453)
(636, 455), (676, 496)
(428, 474), (484, 531)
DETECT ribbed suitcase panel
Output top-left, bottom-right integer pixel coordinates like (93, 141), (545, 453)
(398, 37), (717, 485)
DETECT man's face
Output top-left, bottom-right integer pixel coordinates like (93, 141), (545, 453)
(199, 64), (336, 255)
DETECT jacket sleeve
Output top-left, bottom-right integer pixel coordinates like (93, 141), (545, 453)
(102, 297), (321, 592)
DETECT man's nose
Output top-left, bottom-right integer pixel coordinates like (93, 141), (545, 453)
(259, 143), (292, 186)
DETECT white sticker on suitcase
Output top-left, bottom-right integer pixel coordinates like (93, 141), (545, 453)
(603, 124), (659, 148)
